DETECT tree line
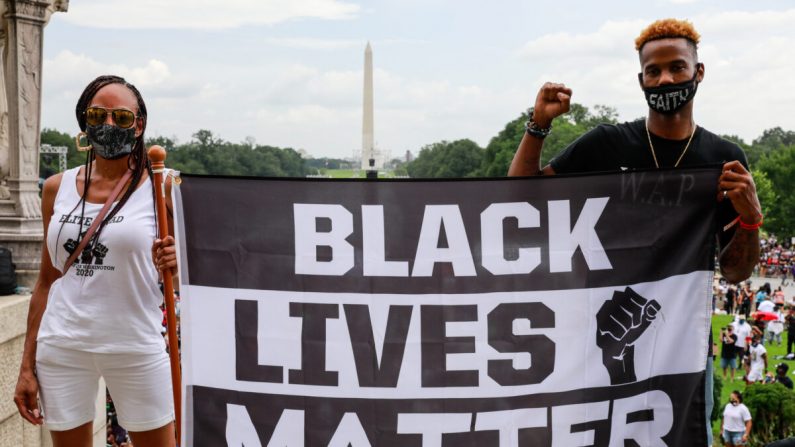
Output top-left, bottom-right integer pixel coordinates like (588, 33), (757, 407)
(40, 106), (795, 236)
(40, 129), (308, 178)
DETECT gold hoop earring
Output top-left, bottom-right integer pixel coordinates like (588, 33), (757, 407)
(75, 132), (92, 152)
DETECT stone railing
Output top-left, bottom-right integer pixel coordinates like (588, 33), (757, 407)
(0, 294), (106, 447)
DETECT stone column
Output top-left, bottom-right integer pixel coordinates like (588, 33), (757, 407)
(5, 0), (48, 222)
(0, 0), (67, 287)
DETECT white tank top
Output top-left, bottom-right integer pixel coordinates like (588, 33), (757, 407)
(37, 166), (165, 354)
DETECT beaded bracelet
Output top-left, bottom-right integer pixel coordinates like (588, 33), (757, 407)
(525, 109), (552, 139)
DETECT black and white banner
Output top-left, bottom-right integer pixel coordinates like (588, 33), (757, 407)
(174, 167), (720, 446)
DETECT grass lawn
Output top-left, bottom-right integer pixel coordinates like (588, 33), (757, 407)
(324, 169), (360, 178)
(320, 169), (407, 179)
(710, 313), (794, 439)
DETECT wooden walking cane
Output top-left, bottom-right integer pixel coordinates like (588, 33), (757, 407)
(148, 145), (182, 445)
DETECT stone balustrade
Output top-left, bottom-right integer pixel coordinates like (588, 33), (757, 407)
(0, 294), (105, 447)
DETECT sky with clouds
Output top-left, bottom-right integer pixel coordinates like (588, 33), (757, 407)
(40, 0), (795, 160)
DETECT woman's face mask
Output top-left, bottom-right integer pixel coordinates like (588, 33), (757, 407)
(86, 123), (136, 159)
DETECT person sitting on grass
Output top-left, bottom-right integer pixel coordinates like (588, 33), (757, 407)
(774, 363), (793, 390)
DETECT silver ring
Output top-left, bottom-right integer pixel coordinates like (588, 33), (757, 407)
(723, 190), (728, 199)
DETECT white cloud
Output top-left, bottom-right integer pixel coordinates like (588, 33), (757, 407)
(698, 8), (795, 36)
(61, 0), (360, 29)
(41, 50), (205, 137)
(519, 19), (644, 61)
(516, 10), (795, 143)
(692, 9), (795, 141)
(235, 65), (515, 158)
(229, 8), (795, 156)
(258, 37), (428, 51)
(43, 50), (201, 98)
(262, 37), (361, 50)
(41, 5), (795, 159)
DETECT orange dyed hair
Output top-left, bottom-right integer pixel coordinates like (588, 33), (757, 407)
(635, 18), (700, 52)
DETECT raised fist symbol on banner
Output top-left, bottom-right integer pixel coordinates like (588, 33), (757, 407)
(596, 287), (661, 385)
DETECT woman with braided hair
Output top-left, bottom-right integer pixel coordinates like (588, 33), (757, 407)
(13, 75), (176, 446)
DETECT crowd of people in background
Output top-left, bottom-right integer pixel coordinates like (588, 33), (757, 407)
(713, 236), (795, 396)
(715, 286), (795, 384)
(716, 244), (795, 446)
(758, 235), (795, 284)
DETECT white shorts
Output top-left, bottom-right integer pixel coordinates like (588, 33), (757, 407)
(747, 366), (764, 382)
(36, 342), (174, 432)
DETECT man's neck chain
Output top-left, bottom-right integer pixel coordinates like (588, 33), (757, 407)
(645, 119), (697, 168)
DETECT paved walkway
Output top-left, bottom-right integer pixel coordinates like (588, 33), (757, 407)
(714, 274), (794, 316)
(747, 274), (795, 299)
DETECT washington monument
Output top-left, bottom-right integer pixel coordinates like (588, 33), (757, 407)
(361, 42), (376, 171)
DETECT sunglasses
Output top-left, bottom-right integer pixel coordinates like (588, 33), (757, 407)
(84, 106), (137, 129)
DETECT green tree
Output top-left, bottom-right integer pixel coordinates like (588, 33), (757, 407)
(192, 129), (221, 148)
(40, 128), (85, 172)
(146, 135), (177, 152)
(386, 158), (408, 176)
(752, 169), (779, 231)
(162, 133), (308, 177)
(746, 127), (795, 167)
(477, 114), (526, 177)
(753, 127), (795, 150)
(407, 139), (484, 178)
(742, 383), (795, 444)
(711, 373), (723, 423)
(755, 145), (795, 236)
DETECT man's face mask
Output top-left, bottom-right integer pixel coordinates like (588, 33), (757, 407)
(639, 63), (702, 115)
(86, 123), (136, 160)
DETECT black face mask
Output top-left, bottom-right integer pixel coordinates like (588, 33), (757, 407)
(86, 124), (136, 160)
(639, 64), (702, 115)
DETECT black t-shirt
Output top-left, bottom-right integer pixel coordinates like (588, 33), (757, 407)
(549, 119), (747, 172)
(778, 375), (794, 390)
(549, 119), (748, 249)
(720, 333), (738, 359)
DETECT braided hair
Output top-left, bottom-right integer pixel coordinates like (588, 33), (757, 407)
(65, 75), (155, 258)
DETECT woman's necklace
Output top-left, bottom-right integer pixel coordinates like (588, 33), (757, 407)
(645, 119), (697, 168)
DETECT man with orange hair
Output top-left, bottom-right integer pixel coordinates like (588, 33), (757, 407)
(509, 18), (761, 445)
(509, 18), (760, 283)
